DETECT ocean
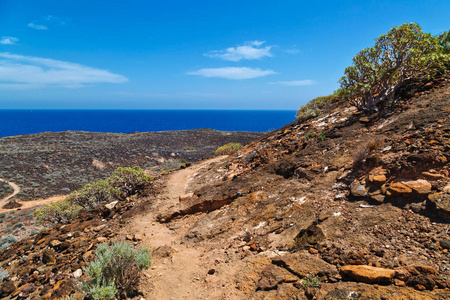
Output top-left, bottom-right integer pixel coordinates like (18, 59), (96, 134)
(0, 110), (297, 138)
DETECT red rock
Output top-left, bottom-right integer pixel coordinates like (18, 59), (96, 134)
(389, 182), (412, 194)
(415, 265), (436, 275)
(340, 265), (396, 284)
(402, 179), (432, 194)
(96, 237), (107, 243)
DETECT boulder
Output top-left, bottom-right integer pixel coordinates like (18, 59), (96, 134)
(350, 180), (368, 197)
(105, 201), (118, 210)
(339, 265), (396, 284)
(256, 264), (297, 291)
(402, 179), (432, 194)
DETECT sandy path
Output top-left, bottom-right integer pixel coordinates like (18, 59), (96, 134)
(121, 156), (245, 300)
(0, 178), (21, 208)
(0, 178), (66, 213)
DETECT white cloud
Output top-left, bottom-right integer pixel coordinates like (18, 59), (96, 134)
(27, 23), (48, 30)
(187, 67), (276, 80)
(270, 80), (314, 86)
(0, 37), (19, 45)
(205, 41), (273, 61)
(0, 52), (128, 90)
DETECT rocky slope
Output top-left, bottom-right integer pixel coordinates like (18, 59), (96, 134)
(0, 77), (449, 299)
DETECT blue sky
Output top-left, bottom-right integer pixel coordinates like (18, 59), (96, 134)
(0, 0), (449, 110)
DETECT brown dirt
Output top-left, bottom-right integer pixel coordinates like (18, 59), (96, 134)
(120, 156), (251, 300)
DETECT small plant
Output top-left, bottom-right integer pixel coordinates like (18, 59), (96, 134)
(0, 235), (17, 251)
(296, 93), (340, 120)
(67, 180), (119, 208)
(318, 134), (326, 141)
(301, 274), (321, 290)
(12, 222), (24, 229)
(304, 131), (316, 140)
(33, 200), (83, 224)
(0, 212), (5, 219)
(214, 143), (243, 156)
(107, 166), (153, 197)
(83, 242), (151, 299)
(0, 267), (8, 282)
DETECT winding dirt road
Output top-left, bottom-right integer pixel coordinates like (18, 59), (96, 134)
(0, 178), (65, 213)
(0, 178), (20, 208)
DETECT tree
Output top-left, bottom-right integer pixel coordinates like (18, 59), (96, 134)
(339, 23), (448, 112)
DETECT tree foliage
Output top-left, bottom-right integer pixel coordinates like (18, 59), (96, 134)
(438, 29), (450, 55)
(339, 23), (448, 111)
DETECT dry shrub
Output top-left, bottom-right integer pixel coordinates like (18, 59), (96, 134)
(367, 137), (384, 151)
(214, 143), (243, 156)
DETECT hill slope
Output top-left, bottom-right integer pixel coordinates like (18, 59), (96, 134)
(0, 78), (449, 299)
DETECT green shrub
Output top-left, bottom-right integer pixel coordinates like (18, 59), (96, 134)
(318, 134), (326, 141)
(83, 242), (151, 298)
(83, 282), (117, 300)
(214, 143), (243, 156)
(33, 200), (83, 224)
(107, 166), (153, 197)
(0, 267), (8, 282)
(296, 93), (339, 120)
(0, 212), (5, 219)
(67, 179), (119, 208)
(0, 235), (17, 251)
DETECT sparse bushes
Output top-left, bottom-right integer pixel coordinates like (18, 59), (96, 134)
(83, 242), (151, 299)
(214, 143), (243, 156)
(107, 166), (153, 197)
(67, 179), (119, 209)
(34, 166), (153, 224)
(0, 235), (17, 250)
(296, 93), (340, 120)
(33, 200), (83, 224)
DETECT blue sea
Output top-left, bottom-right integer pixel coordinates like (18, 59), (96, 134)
(0, 110), (297, 138)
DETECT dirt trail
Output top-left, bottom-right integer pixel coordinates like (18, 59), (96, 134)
(121, 156), (246, 300)
(0, 178), (21, 208)
(0, 195), (66, 214)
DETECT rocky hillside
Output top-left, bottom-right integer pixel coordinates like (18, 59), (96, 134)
(0, 77), (449, 299)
